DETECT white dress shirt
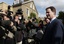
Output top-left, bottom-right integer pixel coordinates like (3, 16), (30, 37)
(50, 17), (56, 23)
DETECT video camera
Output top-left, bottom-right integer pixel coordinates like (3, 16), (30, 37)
(16, 8), (23, 15)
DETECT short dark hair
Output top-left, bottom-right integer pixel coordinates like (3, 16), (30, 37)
(46, 6), (56, 14)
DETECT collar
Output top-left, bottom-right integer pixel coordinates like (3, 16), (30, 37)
(50, 17), (56, 23)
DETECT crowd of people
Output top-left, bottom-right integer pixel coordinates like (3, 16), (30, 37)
(0, 6), (64, 44)
(0, 7), (45, 44)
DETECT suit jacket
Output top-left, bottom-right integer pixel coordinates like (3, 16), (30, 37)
(42, 19), (63, 44)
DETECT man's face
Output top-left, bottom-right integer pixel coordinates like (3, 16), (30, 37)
(15, 16), (19, 19)
(46, 9), (54, 19)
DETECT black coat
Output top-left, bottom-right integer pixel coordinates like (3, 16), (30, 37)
(0, 26), (6, 44)
(42, 19), (64, 44)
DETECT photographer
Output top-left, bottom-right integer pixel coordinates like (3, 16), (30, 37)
(2, 20), (15, 44)
(7, 5), (13, 21)
(14, 8), (26, 44)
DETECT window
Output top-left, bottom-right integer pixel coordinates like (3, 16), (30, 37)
(33, 5), (35, 10)
(26, 9), (30, 16)
(30, 3), (32, 8)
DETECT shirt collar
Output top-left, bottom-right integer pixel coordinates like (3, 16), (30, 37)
(50, 17), (56, 23)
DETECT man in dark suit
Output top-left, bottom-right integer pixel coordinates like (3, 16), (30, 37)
(41, 6), (64, 44)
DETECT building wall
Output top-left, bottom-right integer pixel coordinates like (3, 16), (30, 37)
(0, 2), (13, 12)
(0, 2), (3, 10)
(0, 2), (8, 12)
(10, 6), (13, 11)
